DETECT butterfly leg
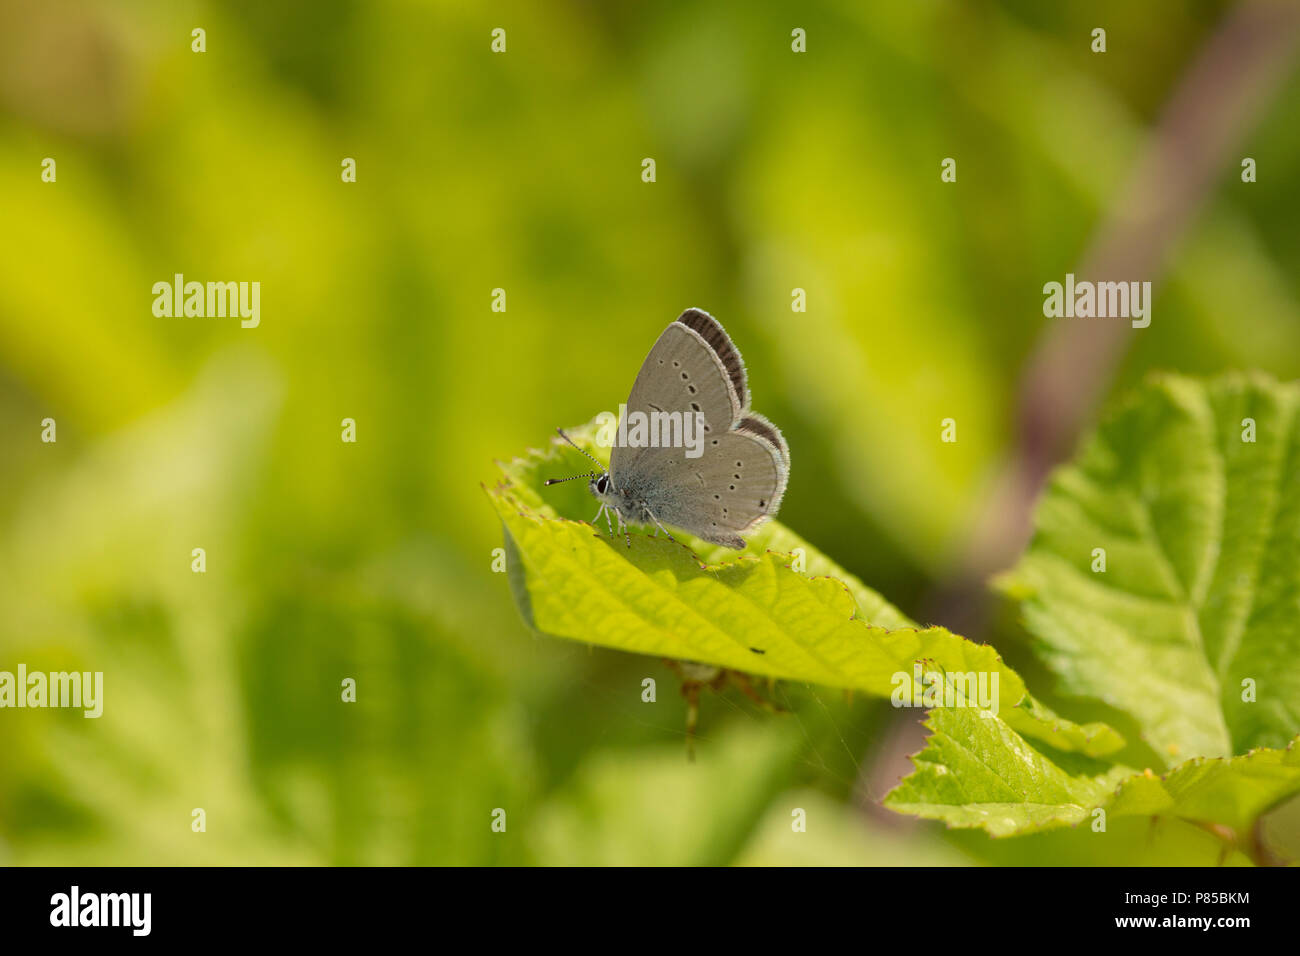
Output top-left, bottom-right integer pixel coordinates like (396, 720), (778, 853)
(642, 504), (677, 544)
(591, 502), (617, 538)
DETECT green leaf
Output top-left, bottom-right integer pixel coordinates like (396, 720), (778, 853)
(488, 422), (1122, 756)
(885, 708), (1300, 843)
(998, 372), (1300, 764)
(889, 372), (1300, 843)
(884, 708), (1134, 837)
(1109, 739), (1300, 832)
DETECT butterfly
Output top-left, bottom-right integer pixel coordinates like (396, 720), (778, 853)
(547, 308), (789, 549)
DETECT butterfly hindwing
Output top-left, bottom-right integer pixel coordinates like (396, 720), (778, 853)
(642, 414), (788, 547)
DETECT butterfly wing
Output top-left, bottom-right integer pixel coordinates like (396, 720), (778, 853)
(610, 309), (788, 549)
(610, 309), (745, 478)
(647, 413), (789, 548)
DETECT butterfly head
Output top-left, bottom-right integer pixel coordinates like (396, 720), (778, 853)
(588, 471), (616, 504)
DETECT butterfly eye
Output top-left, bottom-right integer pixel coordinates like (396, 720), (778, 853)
(596, 475), (609, 494)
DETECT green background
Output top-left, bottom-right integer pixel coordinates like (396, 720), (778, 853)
(1, 0), (1298, 864)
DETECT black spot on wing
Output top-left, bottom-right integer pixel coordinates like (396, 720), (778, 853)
(675, 308), (747, 408)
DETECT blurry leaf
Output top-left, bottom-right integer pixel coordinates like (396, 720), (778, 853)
(488, 421), (1122, 756)
(739, 132), (1005, 572)
(529, 723), (804, 866)
(734, 788), (972, 867)
(998, 373), (1300, 763)
(0, 354), (300, 863)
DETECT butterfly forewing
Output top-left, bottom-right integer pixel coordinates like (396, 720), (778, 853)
(675, 308), (749, 409)
(611, 316), (742, 477)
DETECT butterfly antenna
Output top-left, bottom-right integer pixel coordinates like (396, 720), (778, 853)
(543, 471), (596, 486)
(543, 428), (606, 486)
(554, 427), (605, 467)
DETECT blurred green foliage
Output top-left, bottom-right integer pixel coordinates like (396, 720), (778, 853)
(2, 0), (1298, 865)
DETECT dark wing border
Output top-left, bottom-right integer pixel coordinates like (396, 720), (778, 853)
(676, 308), (748, 411)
